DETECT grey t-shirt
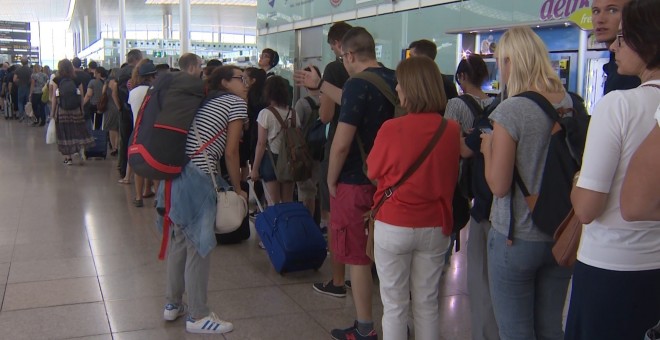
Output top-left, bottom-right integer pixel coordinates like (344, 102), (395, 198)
(489, 93), (573, 242)
(88, 79), (103, 105)
(293, 95), (320, 129)
(445, 95), (495, 134)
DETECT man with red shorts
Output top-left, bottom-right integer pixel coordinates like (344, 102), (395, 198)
(326, 27), (397, 340)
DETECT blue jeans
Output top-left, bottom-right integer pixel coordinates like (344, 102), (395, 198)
(17, 85), (30, 117)
(487, 229), (572, 340)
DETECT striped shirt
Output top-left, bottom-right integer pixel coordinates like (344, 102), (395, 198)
(186, 93), (248, 174)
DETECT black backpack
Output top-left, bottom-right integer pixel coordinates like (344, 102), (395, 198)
(302, 96), (325, 162)
(128, 72), (208, 180)
(58, 78), (81, 110)
(508, 91), (590, 242)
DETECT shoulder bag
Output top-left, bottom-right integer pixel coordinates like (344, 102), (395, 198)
(191, 123), (247, 234)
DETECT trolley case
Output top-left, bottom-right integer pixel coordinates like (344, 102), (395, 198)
(250, 180), (327, 274)
(86, 115), (108, 159)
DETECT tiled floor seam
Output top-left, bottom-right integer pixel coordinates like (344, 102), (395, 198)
(86, 227), (115, 337)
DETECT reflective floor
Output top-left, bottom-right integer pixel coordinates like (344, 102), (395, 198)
(0, 119), (472, 340)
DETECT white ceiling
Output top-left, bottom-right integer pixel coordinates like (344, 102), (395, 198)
(0, 0), (72, 22)
(0, 0), (257, 34)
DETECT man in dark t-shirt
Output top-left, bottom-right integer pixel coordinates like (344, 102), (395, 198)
(311, 22), (353, 300)
(327, 27), (395, 340)
(408, 39), (458, 101)
(13, 57), (32, 121)
(72, 57), (92, 95)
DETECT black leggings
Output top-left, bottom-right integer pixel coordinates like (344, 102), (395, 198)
(118, 109), (133, 178)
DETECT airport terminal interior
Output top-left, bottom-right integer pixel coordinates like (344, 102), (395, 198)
(0, 122), (472, 339)
(1, 0), (659, 339)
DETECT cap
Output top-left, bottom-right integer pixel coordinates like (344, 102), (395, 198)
(138, 61), (157, 76)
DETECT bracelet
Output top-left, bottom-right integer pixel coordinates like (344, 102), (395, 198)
(314, 79), (324, 91)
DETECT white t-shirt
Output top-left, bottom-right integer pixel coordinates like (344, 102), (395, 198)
(128, 85), (149, 126)
(256, 106), (301, 155)
(576, 80), (660, 271)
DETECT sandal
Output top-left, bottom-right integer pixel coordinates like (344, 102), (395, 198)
(142, 192), (155, 198)
(118, 179), (131, 184)
(132, 199), (144, 207)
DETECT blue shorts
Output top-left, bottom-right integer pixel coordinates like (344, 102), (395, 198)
(259, 153), (278, 183)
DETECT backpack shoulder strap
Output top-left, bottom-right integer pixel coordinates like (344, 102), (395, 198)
(267, 106), (287, 129)
(515, 91), (562, 123)
(352, 71), (397, 108)
(304, 96), (319, 110)
(458, 94), (484, 119)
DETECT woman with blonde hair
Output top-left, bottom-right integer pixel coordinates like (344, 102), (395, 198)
(479, 26), (573, 340)
(367, 56), (460, 340)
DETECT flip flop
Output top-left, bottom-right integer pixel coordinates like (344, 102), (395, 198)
(142, 192), (155, 198)
(118, 179), (131, 184)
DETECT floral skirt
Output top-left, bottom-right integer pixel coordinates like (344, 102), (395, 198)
(56, 106), (95, 156)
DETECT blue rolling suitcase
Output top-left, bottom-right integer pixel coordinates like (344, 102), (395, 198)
(250, 177), (326, 274)
(86, 115), (108, 159)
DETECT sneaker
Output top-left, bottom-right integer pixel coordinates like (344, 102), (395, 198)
(163, 303), (187, 321)
(186, 312), (233, 334)
(313, 280), (346, 298)
(258, 241), (266, 249)
(331, 321), (377, 340)
(345, 280), (352, 289)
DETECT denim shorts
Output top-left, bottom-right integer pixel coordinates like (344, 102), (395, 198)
(259, 152), (278, 183)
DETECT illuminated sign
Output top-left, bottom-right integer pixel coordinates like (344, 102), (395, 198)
(539, 0), (590, 21)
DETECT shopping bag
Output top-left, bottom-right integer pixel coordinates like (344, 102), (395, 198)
(46, 119), (56, 144)
(25, 102), (34, 118)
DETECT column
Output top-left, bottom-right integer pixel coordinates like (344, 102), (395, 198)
(95, 0), (101, 40)
(180, 0), (191, 55)
(577, 29), (588, 98)
(119, 0), (126, 64)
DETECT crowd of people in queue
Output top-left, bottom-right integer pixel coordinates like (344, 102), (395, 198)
(2, 0), (658, 338)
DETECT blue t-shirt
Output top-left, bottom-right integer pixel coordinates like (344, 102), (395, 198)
(338, 66), (396, 185)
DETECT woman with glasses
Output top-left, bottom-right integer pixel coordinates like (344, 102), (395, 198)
(162, 65), (248, 335)
(566, 0), (660, 338)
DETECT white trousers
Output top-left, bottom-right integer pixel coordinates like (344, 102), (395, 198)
(374, 220), (450, 340)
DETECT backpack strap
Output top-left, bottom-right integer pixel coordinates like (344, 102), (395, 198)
(458, 94), (484, 119)
(352, 71), (397, 108)
(506, 91), (562, 245)
(303, 96), (319, 110)
(371, 118), (449, 218)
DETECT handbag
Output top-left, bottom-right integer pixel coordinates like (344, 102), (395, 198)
(97, 91), (108, 113)
(191, 123), (247, 234)
(366, 118), (449, 261)
(41, 82), (50, 103)
(551, 208), (582, 266)
(25, 102), (34, 118)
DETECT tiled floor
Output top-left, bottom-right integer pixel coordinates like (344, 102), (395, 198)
(0, 119), (472, 339)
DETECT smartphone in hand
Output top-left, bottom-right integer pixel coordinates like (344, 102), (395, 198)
(480, 127), (493, 134)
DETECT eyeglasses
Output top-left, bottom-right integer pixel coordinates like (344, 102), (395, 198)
(616, 33), (625, 47)
(231, 76), (249, 85)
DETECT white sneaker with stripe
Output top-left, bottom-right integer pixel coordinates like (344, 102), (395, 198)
(186, 312), (234, 334)
(163, 303), (187, 321)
